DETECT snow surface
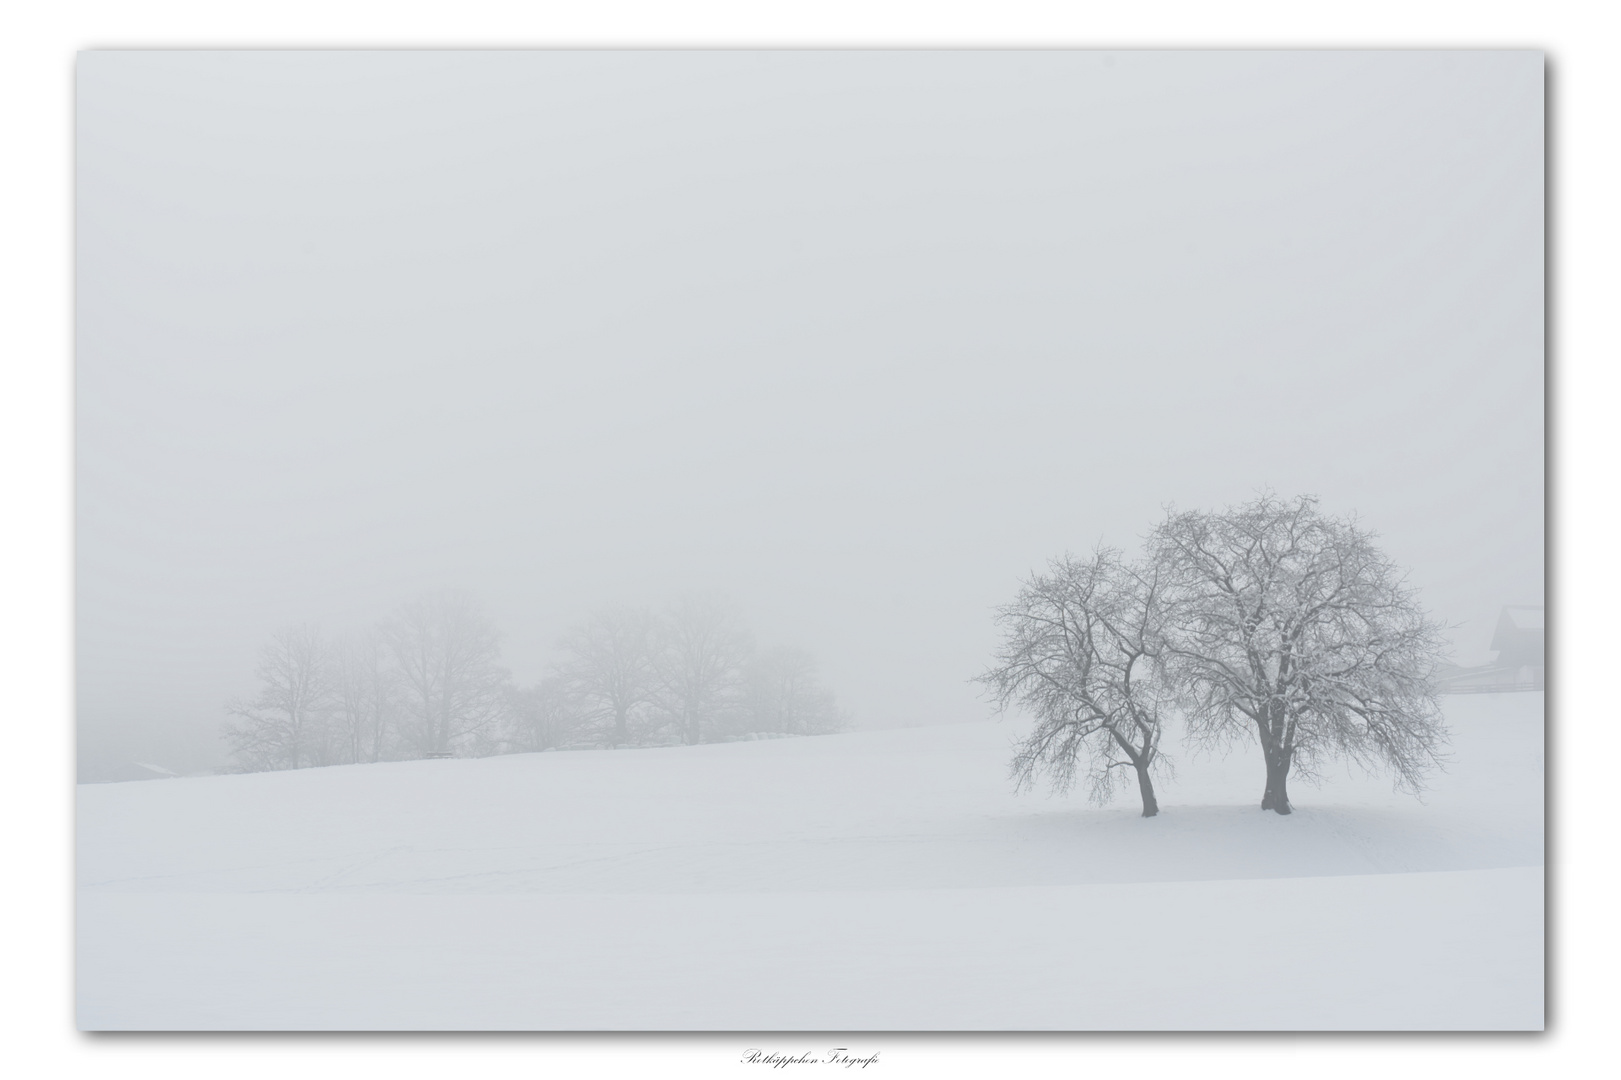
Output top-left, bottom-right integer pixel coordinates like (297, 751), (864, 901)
(77, 693), (1543, 1030)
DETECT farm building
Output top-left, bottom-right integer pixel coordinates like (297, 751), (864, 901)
(1438, 605), (1545, 694)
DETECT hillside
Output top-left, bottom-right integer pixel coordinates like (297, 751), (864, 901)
(77, 693), (1543, 1030)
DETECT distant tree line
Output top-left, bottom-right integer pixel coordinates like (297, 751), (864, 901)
(224, 592), (846, 773)
(981, 494), (1451, 817)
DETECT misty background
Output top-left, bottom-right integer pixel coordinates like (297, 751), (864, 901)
(75, 50), (1543, 780)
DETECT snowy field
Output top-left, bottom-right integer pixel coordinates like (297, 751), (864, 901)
(77, 693), (1543, 1030)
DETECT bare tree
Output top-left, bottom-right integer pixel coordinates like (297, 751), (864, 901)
(980, 549), (1171, 817)
(656, 593), (751, 746)
(742, 647), (846, 736)
(557, 605), (658, 748)
(384, 591), (510, 758)
(224, 623), (333, 772)
(329, 627), (399, 764)
(504, 675), (582, 752)
(1150, 493), (1449, 815)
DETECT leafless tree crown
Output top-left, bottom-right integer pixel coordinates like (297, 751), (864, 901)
(1150, 494), (1449, 805)
(224, 623), (332, 772)
(980, 548), (1172, 815)
(383, 591), (509, 757)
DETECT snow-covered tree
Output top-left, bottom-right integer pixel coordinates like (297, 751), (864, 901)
(329, 627), (399, 764)
(1150, 493), (1449, 815)
(741, 647), (846, 736)
(384, 591), (510, 758)
(655, 593), (751, 746)
(224, 623), (333, 772)
(557, 605), (659, 747)
(980, 548), (1171, 817)
(504, 675), (583, 752)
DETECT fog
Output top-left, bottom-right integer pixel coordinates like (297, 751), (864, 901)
(76, 51), (1543, 778)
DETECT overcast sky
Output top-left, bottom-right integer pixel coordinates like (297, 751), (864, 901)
(76, 50), (1543, 773)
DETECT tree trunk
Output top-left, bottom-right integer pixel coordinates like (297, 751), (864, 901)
(1134, 762), (1160, 818)
(613, 705), (627, 748)
(438, 691), (453, 755)
(1260, 754), (1293, 815)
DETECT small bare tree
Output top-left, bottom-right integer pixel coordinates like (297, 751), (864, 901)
(656, 593), (751, 746)
(504, 675), (582, 752)
(224, 623), (333, 772)
(329, 627), (399, 764)
(1150, 494), (1449, 815)
(980, 549), (1171, 817)
(557, 605), (658, 748)
(384, 591), (510, 758)
(742, 647), (846, 736)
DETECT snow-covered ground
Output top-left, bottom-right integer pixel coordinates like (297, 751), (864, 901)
(77, 693), (1543, 1030)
